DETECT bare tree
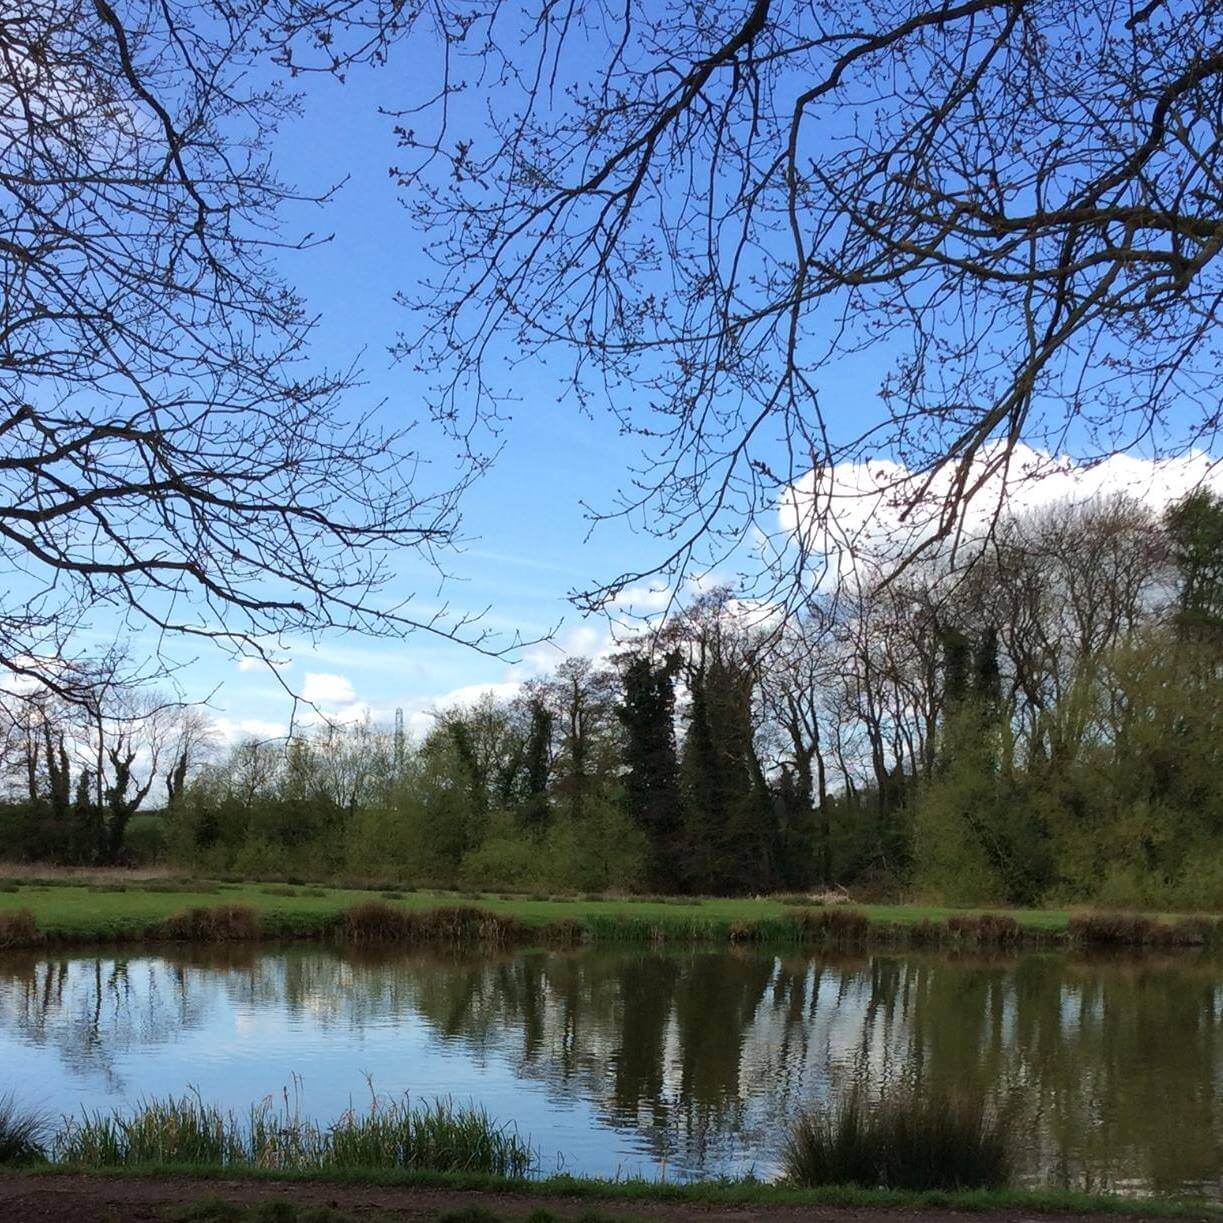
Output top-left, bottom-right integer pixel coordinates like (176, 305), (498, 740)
(377, 0), (1223, 605)
(0, 0), (498, 705)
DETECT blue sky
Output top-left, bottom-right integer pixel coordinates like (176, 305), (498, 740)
(173, 60), (664, 740)
(127, 37), (1220, 745)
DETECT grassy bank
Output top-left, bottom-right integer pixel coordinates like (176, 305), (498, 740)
(11, 1163), (1222, 1218)
(0, 874), (1217, 951)
(1, 1089), (1218, 1218)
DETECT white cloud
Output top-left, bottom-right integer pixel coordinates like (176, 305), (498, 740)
(519, 622), (616, 675)
(300, 671), (358, 707)
(399, 679), (526, 740)
(212, 716), (288, 744)
(781, 445), (1223, 582)
(236, 654), (291, 673)
(612, 584), (673, 614)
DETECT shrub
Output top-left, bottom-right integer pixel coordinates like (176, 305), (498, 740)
(123, 815), (169, 865)
(0, 1092), (48, 1164)
(156, 904), (261, 941)
(784, 1091), (1011, 1190)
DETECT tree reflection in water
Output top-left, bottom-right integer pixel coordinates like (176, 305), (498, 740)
(0, 944), (1220, 1195)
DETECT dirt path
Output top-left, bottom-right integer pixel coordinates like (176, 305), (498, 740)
(0, 1174), (1210, 1223)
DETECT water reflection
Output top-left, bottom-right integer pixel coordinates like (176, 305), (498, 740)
(0, 944), (1220, 1196)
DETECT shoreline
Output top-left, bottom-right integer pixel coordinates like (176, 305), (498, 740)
(0, 876), (1219, 954)
(2, 1165), (1219, 1221)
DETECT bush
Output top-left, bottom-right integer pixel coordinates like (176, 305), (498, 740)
(123, 815), (169, 865)
(783, 1091), (1011, 1190)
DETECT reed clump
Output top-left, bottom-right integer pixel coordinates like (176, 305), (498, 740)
(794, 907), (871, 942)
(542, 917), (587, 945)
(156, 904), (262, 942)
(337, 902), (528, 946)
(337, 900), (414, 942)
(53, 1092), (533, 1178)
(783, 1092), (1011, 1190)
(1068, 912), (1217, 947)
(0, 1092), (48, 1164)
(945, 913), (1022, 946)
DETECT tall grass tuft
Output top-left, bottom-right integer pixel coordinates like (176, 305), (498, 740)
(322, 1097), (532, 1176)
(0, 1092), (49, 1164)
(55, 1093), (244, 1166)
(783, 1091), (1011, 1190)
(53, 1090), (534, 1178)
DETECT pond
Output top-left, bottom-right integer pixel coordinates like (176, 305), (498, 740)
(1, 943), (1220, 1198)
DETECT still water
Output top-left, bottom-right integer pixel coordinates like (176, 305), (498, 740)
(1, 944), (1220, 1197)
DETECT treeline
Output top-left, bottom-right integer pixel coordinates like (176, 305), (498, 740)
(3, 490), (1222, 907)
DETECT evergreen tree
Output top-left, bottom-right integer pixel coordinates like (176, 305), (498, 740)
(1165, 489), (1223, 641)
(616, 651), (684, 891)
(519, 696), (553, 833)
(680, 645), (776, 895)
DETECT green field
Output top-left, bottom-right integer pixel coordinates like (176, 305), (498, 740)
(0, 875), (1075, 945)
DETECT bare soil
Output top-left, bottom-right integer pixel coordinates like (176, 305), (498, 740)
(0, 1174), (1209, 1223)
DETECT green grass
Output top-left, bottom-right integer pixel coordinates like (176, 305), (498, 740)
(1, 874), (1218, 951)
(12, 1163), (1222, 1218)
(0, 878), (1072, 942)
(53, 1093), (532, 1178)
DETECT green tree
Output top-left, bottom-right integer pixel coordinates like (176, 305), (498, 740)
(616, 650), (684, 891)
(1165, 489), (1223, 640)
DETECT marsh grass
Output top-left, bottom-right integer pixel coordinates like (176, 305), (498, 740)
(784, 1092), (1011, 1191)
(53, 1091), (534, 1179)
(0, 1091), (49, 1164)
